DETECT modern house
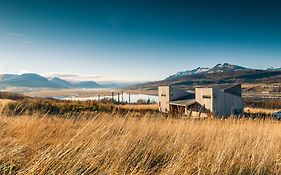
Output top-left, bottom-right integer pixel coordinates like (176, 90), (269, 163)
(158, 84), (244, 117)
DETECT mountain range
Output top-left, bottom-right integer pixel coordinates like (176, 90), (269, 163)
(166, 63), (251, 80)
(267, 67), (281, 71)
(1, 63), (281, 90)
(131, 63), (281, 90)
(0, 73), (104, 89)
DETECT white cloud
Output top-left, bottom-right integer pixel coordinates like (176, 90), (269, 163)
(0, 32), (32, 46)
(43, 72), (112, 82)
(42, 72), (140, 84)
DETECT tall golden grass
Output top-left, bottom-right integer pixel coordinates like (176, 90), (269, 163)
(245, 107), (281, 114)
(1, 112), (281, 174)
(116, 104), (158, 111)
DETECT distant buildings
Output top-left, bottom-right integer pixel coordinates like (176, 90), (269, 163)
(158, 84), (243, 117)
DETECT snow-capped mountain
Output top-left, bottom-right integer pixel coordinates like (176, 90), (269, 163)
(267, 67), (281, 71)
(166, 67), (210, 80)
(206, 63), (250, 74)
(166, 63), (251, 80)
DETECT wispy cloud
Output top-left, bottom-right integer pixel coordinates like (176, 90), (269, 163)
(0, 32), (32, 46)
(0, 32), (26, 37)
(43, 72), (112, 82)
(1, 32), (26, 37)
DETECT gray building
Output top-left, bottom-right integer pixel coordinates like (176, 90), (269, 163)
(158, 84), (244, 117)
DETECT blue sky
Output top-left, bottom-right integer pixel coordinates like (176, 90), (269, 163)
(0, 0), (281, 82)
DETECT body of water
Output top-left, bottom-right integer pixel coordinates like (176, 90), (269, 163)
(60, 93), (159, 103)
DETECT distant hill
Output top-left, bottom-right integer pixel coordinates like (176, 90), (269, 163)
(50, 77), (74, 88)
(1, 73), (64, 88)
(267, 67), (281, 71)
(0, 74), (104, 89)
(0, 74), (18, 81)
(73, 81), (104, 88)
(102, 82), (138, 88)
(130, 63), (281, 90)
(0, 91), (27, 100)
(50, 77), (104, 89)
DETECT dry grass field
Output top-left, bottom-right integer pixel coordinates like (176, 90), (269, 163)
(243, 83), (281, 98)
(245, 107), (281, 114)
(1, 112), (281, 174)
(1, 93), (281, 174)
(116, 104), (159, 111)
(0, 99), (14, 111)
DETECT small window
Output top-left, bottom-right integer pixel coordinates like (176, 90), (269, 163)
(203, 95), (211, 99)
(161, 94), (166, 97)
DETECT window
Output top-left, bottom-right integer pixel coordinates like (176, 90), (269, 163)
(161, 94), (166, 97)
(203, 95), (211, 99)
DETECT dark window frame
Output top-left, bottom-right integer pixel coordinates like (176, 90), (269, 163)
(203, 95), (211, 99)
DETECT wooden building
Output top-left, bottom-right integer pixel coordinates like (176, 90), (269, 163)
(158, 84), (243, 117)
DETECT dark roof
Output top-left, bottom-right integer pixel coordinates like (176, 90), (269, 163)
(186, 102), (210, 113)
(196, 83), (240, 90)
(196, 84), (242, 97)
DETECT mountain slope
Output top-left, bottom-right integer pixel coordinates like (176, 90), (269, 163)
(130, 63), (281, 90)
(2, 73), (64, 88)
(73, 81), (104, 88)
(50, 77), (73, 88)
(0, 74), (18, 81)
(166, 67), (209, 80)
(50, 77), (105, 88)
(166, 63), (252, 80)
(267, 67), (281, 71)
(206, 63), (251, 74)
(0, 73), (105, 89)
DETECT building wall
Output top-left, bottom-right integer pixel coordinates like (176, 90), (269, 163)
(159, 85), (244, 116)
(195, 88), (213, 112)
(195, 87), (243, 116)
(158, 86), (190, 113)
(158, 86), (170, 112)
(212, 88), (243, 116)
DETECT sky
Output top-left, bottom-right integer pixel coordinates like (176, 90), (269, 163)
(0, 0), (281, 82)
